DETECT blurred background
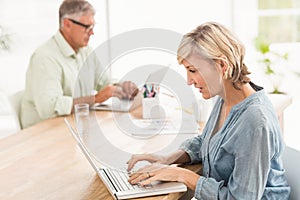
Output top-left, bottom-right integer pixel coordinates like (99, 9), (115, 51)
(0, 0), (299, 149)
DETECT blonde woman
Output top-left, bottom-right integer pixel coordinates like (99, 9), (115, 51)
(127, 22), (290, 199)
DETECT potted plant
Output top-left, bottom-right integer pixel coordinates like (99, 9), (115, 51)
(0, 25), (11, 51)
(254, 36), (289, 94)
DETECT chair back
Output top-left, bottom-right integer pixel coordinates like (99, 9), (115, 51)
(282, 146), (300, 200)
(9, 90), (24, 130)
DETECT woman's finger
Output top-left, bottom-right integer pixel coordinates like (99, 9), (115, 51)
(128, 171), (151, 184)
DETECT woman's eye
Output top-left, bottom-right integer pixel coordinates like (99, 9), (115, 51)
(189, 69), (196, 73)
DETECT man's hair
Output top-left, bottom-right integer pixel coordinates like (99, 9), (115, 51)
(59, 0), (95, 28)
(177, 22), (251, 90)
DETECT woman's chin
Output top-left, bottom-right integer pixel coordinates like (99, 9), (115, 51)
(201, 93), (211, 100)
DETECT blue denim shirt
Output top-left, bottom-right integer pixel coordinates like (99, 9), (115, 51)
(180, 89), (290, 199)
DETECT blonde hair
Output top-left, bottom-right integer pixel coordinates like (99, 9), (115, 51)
(177, 22), (251, 90)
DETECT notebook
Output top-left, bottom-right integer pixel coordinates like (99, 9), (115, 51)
(64, 118), (187, 200)
(126, 118), (200, 136)
(91, 67), (169, 112)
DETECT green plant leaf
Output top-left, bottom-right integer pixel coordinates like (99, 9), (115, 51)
(254, 36), (270, 54)
(265, 66), (274, 75)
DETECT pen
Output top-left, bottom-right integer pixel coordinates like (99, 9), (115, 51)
(175, 107), (193, 115)
(162, 92), (175, 98)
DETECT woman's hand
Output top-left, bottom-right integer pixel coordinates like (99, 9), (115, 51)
(128, 163), (200, 190)
(128, 163), (181, 186)
(127, 150), (191, 172)
(127, 154), (170, 172)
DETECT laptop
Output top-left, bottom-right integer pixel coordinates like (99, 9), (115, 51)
(91, 94), (142, 112)
(91, 67), (169, 112)
(64, 118), (187, 200)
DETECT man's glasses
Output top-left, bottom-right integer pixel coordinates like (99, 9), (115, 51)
(67, 18), (94, 33)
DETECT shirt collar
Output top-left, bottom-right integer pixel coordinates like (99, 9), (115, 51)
(54, 31), (76, 58)
(231, 89), (266, 112)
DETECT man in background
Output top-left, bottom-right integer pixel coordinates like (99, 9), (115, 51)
(21, 0), (137, 128)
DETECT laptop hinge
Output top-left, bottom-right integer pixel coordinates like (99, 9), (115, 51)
(102, 168), (119, 192)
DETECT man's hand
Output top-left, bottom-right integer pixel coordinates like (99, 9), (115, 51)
(117, 81), (138, 100)
(94, 85), (123, 103)
(94, 81), (138, 103)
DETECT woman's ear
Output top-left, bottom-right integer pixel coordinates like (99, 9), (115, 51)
(218, 55), (229, 78)
(219, 55), (228, 74)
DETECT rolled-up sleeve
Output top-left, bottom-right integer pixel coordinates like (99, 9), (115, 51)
(195, 176), (223, 200)
(179, 134), (204, 164)
(29, 53), (73, 120)
(54, 95), (73, 116)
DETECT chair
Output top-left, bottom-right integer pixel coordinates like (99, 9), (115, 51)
(282, 146), (300, 200)
(9, 90), (24, 130)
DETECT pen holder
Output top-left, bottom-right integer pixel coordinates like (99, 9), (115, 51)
(142, 97), (162, 119)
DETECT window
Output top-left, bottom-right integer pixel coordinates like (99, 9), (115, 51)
(257, 1), (300, 151)
(258, 0), (300, 43)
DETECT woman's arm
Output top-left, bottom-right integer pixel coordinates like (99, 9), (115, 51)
(166, 149), (191, 164)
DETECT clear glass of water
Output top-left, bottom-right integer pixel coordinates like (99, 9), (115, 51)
(74, 103), (90, 142)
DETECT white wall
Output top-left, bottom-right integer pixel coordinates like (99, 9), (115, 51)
(0, 0), (259, 95)
(0, 0), (261, 134)
(0, 0), (58, 95)
(0, 0), (107, 95)
(1, 0), (299, 150)
(107, 0), (233, 79)
(108, 0), (233, 35)
(0, 0), (107, 136)
(0, 0), (246, 108)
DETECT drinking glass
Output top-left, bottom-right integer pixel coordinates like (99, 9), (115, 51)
(74, 103), (90, 142)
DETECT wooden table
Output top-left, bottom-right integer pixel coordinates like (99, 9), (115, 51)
(0, 109), (202, 200)
(0, 92), (291, 200)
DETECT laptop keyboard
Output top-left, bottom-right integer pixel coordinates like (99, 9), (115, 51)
(104, 168), (152, 192)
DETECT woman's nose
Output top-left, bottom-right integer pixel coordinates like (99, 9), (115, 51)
(187, 77), (194, 86)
